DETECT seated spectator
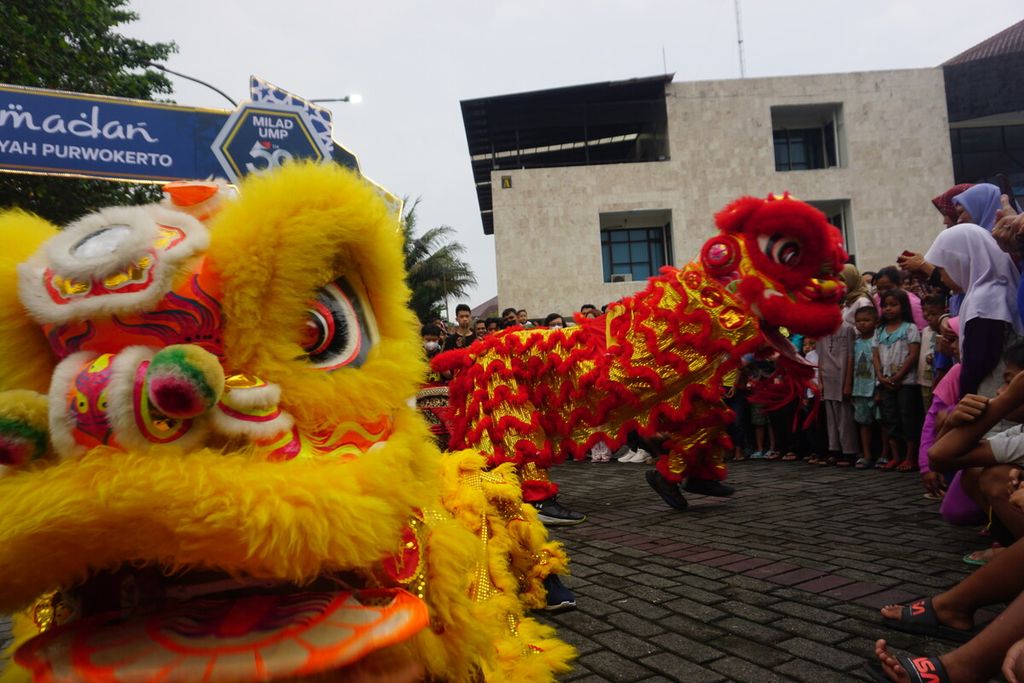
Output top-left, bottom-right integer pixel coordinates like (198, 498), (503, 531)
(869, 530), (1024, 682)
(543, 313), (564, 328)
(929, 341), (1024, 485)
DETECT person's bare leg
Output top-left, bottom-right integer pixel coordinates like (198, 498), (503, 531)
(755, 425), (765, 453)
(875, 586), (1024, 682)
(981, 465), (1024, 540)
(881, 535), (1024, 630)
(860, 424), (873, 461)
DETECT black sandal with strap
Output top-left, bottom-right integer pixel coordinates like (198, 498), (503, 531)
(865, 655), (950, 683)
(881, 598), (975, 643)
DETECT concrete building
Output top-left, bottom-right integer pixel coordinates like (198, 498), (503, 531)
(461, 20), (1024, 317)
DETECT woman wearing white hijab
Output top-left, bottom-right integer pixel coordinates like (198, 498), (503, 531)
(925, 224), (1023, 398)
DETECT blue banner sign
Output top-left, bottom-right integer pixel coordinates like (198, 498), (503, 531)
(0, 82), (360, 183)
(0, 84), (230, 182)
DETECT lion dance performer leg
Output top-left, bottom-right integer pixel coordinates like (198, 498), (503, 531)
(0, 164), (573, 682)
(436, 194), (846, 512)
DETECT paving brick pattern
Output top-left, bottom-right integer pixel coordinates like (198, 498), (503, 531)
(541, 458), (999, 682)
(0, 459), (998, 681)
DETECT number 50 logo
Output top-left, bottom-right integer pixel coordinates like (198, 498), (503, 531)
(212, 102), (329, 184)
(245, 141), (293, 174)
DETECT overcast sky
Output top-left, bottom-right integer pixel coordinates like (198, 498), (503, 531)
(125, 0), (1023, 308)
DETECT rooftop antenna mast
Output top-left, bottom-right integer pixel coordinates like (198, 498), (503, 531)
(734, 0), (746, 78)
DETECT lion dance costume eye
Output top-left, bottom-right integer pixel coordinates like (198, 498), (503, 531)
(0, 164), (574, 683)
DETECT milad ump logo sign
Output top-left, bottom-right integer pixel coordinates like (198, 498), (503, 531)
(0, 81), (359, 184)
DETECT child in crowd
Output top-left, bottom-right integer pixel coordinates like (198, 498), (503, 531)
(873, 289), (923, 472)
(918, 294), (943, 411)
(746, 354), (778, 459)
(724, 363), (751, 461)
(922, 294), (954, 388)
(852, 305), (879, 468)
(798, 338), (825, 463)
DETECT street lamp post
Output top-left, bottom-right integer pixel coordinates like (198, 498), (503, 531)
(145, 63), (362, 109)
(145, 62), (237, 107)
(311, 95), (363, 104)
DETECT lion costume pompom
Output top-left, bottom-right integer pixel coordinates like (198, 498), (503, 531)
(0, 164), (573, 682)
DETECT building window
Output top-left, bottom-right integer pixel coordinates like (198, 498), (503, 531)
(950, 124), (1024, 199)
(771, 103), (845, 172)
(806, 199), (855, 264)
(599, 209), (672, 283)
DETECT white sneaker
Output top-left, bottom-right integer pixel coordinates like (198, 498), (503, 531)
(634, 447), (653, 464)
(617, 449), (640, 463)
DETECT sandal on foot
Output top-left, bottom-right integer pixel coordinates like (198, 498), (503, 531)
(781, 452), (798, 461)
(963, 544), (1003, 566)
(881, 458), (900, 471)
(864, 656), (950, 683)
(854, 458), (873, 469)
(897, 460), (917, 472)
(881, 598), (975, 643)
(764, 450), (782, 461)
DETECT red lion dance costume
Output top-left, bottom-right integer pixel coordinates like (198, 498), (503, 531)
(435, 194), (847, 516)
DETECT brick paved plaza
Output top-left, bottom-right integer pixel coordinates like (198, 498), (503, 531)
(541, 457), (997, 682)
(0, 457), (999, 682)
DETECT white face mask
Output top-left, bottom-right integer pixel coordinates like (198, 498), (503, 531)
(550, 323), (563, 329)
(423, 340), (440, 353)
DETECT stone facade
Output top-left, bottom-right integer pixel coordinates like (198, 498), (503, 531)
(491, 68), (953, 318)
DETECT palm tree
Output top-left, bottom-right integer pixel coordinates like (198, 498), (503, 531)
(401, 198), (477, 324)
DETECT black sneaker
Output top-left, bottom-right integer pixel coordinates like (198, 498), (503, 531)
(542, 574), (577, 612)
(532, 496), (587, 526)
(684, 477), (735, 497)
(645, 469), (689, 511)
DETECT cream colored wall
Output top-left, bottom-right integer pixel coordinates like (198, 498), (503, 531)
(491, 68), (954, 317)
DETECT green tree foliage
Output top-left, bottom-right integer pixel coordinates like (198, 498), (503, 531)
(401, 198), (478, 324)
(0, 0), (177, 225)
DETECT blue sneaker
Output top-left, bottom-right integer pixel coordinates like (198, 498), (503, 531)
(543, 574), (577, 612)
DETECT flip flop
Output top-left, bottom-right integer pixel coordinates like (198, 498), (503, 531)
(864, 656), (950, 683)
(962, 551), (987, 567)
(881, 598), (976, 643)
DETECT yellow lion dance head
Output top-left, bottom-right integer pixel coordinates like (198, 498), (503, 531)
(0, 163), (571, 682)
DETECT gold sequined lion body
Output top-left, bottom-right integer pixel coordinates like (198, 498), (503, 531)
(436, 194), (847, 498)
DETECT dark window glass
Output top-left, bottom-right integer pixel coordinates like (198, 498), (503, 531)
(952, 125), (1024, 193)
(774, 127), (831, 171)
(601, 226), (671, 283)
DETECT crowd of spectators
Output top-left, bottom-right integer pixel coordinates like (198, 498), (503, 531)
(417, 180), (1024, 679)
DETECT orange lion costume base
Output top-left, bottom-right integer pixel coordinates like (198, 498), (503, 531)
(0, 164), (573, 682)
